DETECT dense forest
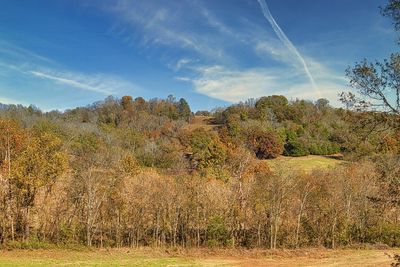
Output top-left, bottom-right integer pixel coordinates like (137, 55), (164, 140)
(0, 93), (398, 249)
(0, 0), (399, 251)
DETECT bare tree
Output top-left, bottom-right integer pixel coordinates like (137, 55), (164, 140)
(344, 1), (400, 115)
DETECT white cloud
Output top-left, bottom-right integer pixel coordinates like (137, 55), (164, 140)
(177, 58), (192, 69)
(257, 0), (317, 91)
(0, 42), (141, 99)
(255, 40), (297, 67)
(179, 65), (344, 105)
(29, 70), (138, 95)
(94, 0), (347, 105)
(198, 4), (236, 38)
(285, 83), (343, 106)
(191, 66), (277, 102)
(103, 0), (229, 62)
(0, 96), (29, 106)
(175, 76), (192, 82)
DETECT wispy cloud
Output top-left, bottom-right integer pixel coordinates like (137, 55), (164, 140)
(178, 63), (344, 105)
(196, 2), (237, 39)
(29, 70), (122, 95)
(169, 58), (196, 71)
(257, 0), (318, 93)
(86, 0), (346, 105)
(0, 96), (29, 106)
(105, 0), (228, 61)
(0, 51), (141, 96)
(255, 40), (297, 67)
(0, 41), (55, 64)
(189, 66), (279, 102)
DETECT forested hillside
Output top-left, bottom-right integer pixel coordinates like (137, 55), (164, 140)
(0, 95), (398, 249)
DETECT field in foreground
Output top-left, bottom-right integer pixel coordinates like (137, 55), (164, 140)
(0, 248), (398, 267)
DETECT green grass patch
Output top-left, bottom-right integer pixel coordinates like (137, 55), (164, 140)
(267, 155), (344, 173)
(1, 240), (88, 251)
(0, 250), (200, 267)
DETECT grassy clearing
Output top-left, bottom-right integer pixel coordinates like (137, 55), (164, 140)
(0, 249), (198, 267)
(0, 248), (398, 267)
(267, 155), (344, 173)
(185, 116), (220, 132)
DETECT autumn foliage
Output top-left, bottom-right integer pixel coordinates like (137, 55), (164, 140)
(0, 93), (398, 249)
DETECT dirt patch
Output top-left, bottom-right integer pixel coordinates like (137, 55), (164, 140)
(184, 116), (220, 132)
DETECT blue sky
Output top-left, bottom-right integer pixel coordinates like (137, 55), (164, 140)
(0, 0), (397, 111)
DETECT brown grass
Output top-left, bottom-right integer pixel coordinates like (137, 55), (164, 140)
(0, 248), (398, 266)
(185, 116), (220, 132)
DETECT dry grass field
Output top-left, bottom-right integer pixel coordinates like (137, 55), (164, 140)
(0, 248), (398, 266)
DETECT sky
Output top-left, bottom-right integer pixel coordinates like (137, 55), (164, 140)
(0, 0), (397, 111)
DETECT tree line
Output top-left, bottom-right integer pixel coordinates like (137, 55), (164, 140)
(0, 92), (398, 248)
(0, 0), (399, 250)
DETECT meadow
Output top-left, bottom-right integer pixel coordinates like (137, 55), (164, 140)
(267, 155), (344, 173)
(0, 248), (399, 267)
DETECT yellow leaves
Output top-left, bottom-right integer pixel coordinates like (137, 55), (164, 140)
(381, 134), (399, 154)
(121, 154), (141, 176)
(253, 161), (271, 176)
(45, 151), (68, 181)
(121, 95), (134, 111)
(0, 119), (26, 166)
(188, 128), (227, 171)
(11, 129), (68, 204)
(203, 167), (230, 181)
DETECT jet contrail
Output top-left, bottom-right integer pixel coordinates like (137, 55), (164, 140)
(257, 0), (319, 93)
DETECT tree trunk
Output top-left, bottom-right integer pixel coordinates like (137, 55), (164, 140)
(86, 197), (92, 247)
(273, 217), (279, 249)
(155, 211), (160, 247)
(196, 206), (200, 247)
(6, 136), (15, 242)
(86, 227), (92, 247)
(332, 216), (337, 249)
(24, 206), (30, 241)
(270, 219), (273, 249)
(6, 202), (14, 242)
(296, 192), (309, 248)
(100, 229), (103, 248)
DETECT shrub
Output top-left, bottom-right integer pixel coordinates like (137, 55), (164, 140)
(247, 128), (283, 159)
(284, 139), (309, 157)
(206, 216), (230, 247)
(188, 128), (227, 170)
